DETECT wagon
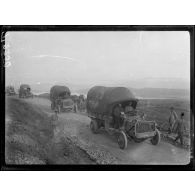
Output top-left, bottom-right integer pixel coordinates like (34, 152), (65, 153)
(50, 85), (75, 113)
(86, 86), (160, 149)
(19, 84), (33, 98)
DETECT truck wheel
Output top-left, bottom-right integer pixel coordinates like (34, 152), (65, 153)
(151, 129), (161, 145)
(90, 120), (99, 134)
(117, 131), (128, 149)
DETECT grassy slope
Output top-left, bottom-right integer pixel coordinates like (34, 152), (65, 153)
(137, 98), (191, 135)
(5, 97), (95, 164)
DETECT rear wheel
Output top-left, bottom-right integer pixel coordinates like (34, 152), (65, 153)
(150, 129), (161, 145)
(117, 131), (128, 149)
(90, 120), (99, 134)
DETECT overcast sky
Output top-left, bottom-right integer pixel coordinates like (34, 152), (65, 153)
(5, 31), (190, 89)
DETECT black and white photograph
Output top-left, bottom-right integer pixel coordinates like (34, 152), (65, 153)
(2, 27), (194, 168)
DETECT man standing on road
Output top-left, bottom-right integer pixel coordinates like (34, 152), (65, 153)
(113, 104), (123, 129)
(174, 112), (186, 146)
(168, 107), (178, 134)
(50, 109), (59, 136)
(55, 98), (61, 113)
(74, 103), (77, 113)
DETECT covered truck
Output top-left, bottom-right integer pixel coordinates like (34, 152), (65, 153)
(19, 84), (33, 98)
(50, 85), (74, 113)
(6, 85), (16, 96)
(87, 86), (160, 149)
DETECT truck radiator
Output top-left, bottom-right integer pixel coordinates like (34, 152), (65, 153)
(135, 121), (155, 133)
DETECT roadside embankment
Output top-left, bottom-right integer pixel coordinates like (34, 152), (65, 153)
(5, 97), (96, 164)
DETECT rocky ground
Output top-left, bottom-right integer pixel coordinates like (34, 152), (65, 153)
(160, 132), (190, 150)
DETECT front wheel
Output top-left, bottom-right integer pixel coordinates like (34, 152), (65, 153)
(117, 131), (128, 149)
(150, 129), (161, 145)
(90, 120), (99, 134)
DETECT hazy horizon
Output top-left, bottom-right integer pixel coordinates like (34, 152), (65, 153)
(5, 31), (190, 90)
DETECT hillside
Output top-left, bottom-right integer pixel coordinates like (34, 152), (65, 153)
(5, 97), (95, 164)
(137, 98), (190, 135)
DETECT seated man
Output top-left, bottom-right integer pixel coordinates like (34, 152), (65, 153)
(125, 102), (133, 113)
(124, 102), (136, 117)
(140, 113), (146, 120)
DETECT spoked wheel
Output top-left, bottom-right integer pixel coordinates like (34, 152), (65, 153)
(150, 129), (161, 145)
(90, 120), (99, 134)
(117, 131), (128, 150)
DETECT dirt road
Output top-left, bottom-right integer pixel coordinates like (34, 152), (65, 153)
(26, 97), (190, 165)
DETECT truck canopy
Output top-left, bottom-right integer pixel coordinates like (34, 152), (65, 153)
(50, 85), (71, 101)
(20, 84), (31, 91)
(6, 85), (15, 91)
(87, 86), (138, 115)
(6, 86), (16, 94)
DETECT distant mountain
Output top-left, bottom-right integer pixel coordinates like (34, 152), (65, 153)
(131, 88), (190, 99)
(116, 77), (190, 90)
(72, 87), (190, 100)
(7, 80), (190, 100)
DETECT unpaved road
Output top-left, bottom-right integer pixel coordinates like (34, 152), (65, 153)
(26, 97), (190, 165)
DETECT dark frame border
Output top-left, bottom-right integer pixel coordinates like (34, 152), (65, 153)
(1, 25), (194, 171)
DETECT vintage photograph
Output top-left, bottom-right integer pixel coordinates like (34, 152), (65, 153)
(4, 29), (192, 165)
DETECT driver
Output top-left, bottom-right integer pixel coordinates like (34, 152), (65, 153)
(125, 102), (134, 114)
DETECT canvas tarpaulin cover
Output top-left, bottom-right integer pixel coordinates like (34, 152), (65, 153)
(20, 84), (31, 90)
(87, 86), (137, 115)
(50, 85), (71, 100)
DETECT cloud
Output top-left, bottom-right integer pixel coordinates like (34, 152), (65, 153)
(31, 54), (80, 62)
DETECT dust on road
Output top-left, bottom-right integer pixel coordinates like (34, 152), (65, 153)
(26, 97), (190, 165)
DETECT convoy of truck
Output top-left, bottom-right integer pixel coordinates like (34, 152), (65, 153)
(6, 84), (161, 149)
